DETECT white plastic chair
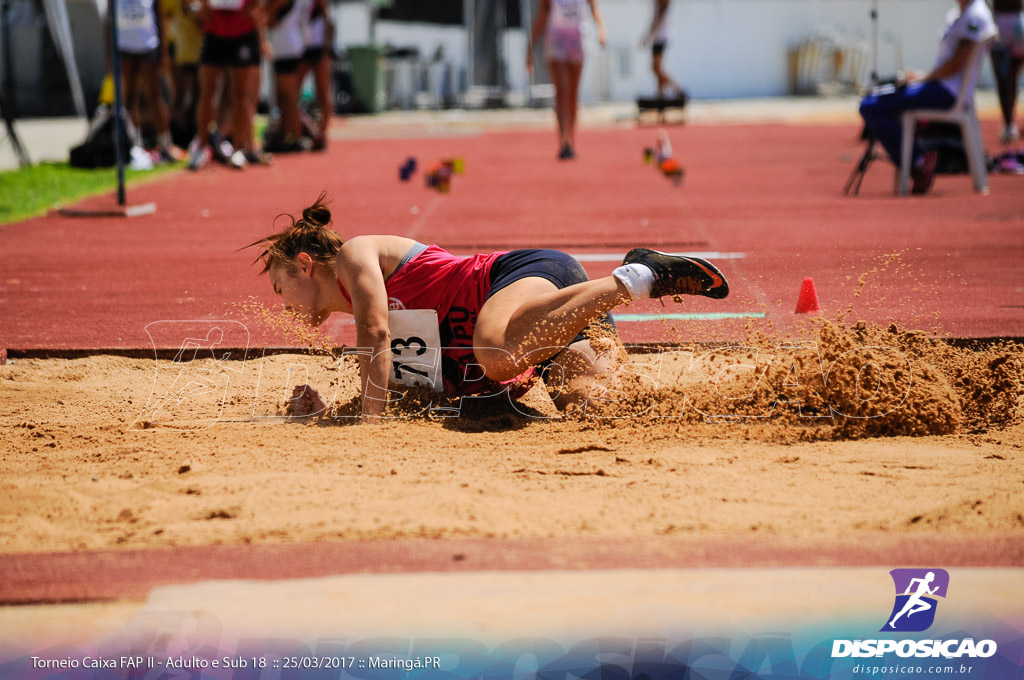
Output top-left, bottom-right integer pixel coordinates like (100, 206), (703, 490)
(898, 36), (995, 195)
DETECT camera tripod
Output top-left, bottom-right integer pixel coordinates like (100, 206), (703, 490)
(843, 0), (881, 196)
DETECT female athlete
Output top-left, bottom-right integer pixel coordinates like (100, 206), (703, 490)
(249, 194), (729, 417)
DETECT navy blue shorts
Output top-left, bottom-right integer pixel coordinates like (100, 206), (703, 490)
(487, 248), (617, 351)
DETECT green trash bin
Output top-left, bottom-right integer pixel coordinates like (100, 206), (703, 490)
(348, 44), (386, 114)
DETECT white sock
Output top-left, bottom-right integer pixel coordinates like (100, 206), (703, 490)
(612, 263), (654, 299)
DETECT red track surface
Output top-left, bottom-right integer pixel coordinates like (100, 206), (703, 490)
(3, 534), (1022, 604)
(1, 119), (1022, 351)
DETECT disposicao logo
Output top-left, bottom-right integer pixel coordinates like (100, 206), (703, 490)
(831, 568), (998, 660)
(882, 568), (949, 632)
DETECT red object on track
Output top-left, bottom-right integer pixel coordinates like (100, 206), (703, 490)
(794, 277), (821, 314)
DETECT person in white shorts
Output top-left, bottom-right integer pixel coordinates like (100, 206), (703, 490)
(527, 0), (606, 160)
(116, 0), (176, 161)
(267, 0), (311, 150)
(859, 0), (996, 194)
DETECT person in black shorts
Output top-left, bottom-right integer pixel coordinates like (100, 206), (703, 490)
(641, 0), (684, 99)
(294, 0), (332, 150)
(188, 0), (270, 169)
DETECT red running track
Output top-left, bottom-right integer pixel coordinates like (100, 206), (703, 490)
(3, 534), (1022, 604)
(1, 120), (1022, 351)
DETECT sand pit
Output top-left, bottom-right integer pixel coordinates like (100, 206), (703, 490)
(1, 319), (1021, 556)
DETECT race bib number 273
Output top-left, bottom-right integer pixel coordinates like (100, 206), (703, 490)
(387, 309), (443, 392)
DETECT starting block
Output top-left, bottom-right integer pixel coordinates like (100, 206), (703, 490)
(636, 92), (688, 125)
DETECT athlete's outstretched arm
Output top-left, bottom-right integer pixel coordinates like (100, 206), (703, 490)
(336, 239), (391, 418)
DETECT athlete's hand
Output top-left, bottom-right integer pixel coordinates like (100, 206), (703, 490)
(286, 384), (328, 417)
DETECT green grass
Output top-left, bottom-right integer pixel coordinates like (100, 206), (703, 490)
(0, 161), (181, 225)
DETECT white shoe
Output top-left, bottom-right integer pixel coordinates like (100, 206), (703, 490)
(129, 145), (154, 171)
(1000, 123), (1020, 146)
(229, 149), (247, 169)
(187, 139), (209, 171)
(210, 134), (234, 163)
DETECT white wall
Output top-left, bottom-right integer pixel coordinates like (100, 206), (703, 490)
(335, 5), (467, 67)
(606, 0), (975, 99)
(335, 0), (985, 103)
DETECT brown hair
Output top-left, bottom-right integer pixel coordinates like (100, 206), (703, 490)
(247, 191), (345, 275)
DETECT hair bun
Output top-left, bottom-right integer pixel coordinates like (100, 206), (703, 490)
(302, 204), (331, 228)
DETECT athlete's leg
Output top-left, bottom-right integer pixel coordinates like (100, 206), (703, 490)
(231, 64), (260, 152)
(475, 249), (728, 383)
(653, 52), (682, 98)
(313, 52), (332, 139)
(275, 69), (301, 139)
(295, 58), (311, 95)
(473, 276), (629, 382)
(564, 60), (583, 148)
(993, 46), (1014, 127)
(216, 73), (233, 140)
(121, 56), (142, 142)
(1006, 55), (1024, 133)
(196, 64), (222, 141)
(652, 51), (665, 97)
(139, 59), (171, 143)
(173, 63), (198, 134)
(542, 336), (626, 412)
(548, 59), (570, 146)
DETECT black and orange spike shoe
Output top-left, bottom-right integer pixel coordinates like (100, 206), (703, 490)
(623, 248), (730, 299)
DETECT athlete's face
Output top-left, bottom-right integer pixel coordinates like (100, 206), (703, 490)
(269, 257), (327, 327)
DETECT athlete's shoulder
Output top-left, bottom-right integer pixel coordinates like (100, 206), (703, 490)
(339, 235), (420, 264)
(340, 234), (400, 252)
(336, 235), (384, 263)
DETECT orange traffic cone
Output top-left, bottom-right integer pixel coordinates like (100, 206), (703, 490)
(794, 277), (821, 314)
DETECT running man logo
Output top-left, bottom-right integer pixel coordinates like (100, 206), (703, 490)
(881, 569), (950, 632)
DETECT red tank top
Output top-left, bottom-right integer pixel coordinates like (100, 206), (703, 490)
(338, 245), (533, 396)
(205, 0), (256, 38)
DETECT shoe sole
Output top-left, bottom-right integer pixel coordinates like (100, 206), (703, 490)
(623, 248), (730, 299)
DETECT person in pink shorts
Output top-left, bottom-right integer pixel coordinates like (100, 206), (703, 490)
(527, 0), (606, 159)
